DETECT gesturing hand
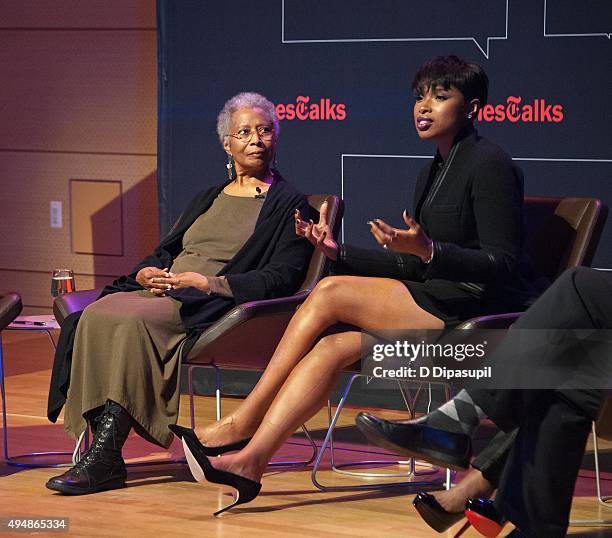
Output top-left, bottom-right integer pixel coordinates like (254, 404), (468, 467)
(368, 210), (433, 261)
(295, 200), (339, 261)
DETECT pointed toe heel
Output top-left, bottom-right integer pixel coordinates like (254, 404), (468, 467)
(168, 424), (251, 456)
(181, 432), (261, 515)
(464, 498), (505, 537)
(413, 492), (465, 533)
(212, 478), (261, 516)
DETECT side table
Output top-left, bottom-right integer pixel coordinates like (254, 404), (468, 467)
(1, 315), (77, 468)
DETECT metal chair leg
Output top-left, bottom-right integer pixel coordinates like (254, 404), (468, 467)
(570, 421), (612, 527)
(311, 373), (447, 491)
(328, 377), (440, 480)
(1, 330), (75, 468)
(593, 422), (612, 508)
(269, 424), (318, 467)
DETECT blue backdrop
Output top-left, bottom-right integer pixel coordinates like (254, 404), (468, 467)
(157, 0), (612, 267)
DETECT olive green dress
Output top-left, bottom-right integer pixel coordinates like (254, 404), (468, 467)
(63, 192), (265, 447)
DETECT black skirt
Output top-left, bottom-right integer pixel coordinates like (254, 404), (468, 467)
(401, 279), (525, 328)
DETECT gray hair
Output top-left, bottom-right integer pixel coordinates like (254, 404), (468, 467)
(216, 92), (279, 145)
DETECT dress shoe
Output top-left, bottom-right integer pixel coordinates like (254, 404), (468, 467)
(464, 498), (506, 537)
(46, 400), (131, 495)
(413, 491), (465, 533)
(168, 424), (251, 456)
(355, 412), (472, 470)
(179, 429), (261, 516)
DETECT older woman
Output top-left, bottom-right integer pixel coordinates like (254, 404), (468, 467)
(170, 56), (543, 515)
(46, 92), (312, 495)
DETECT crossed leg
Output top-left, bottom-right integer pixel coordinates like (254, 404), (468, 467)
(194, 275), (443, 481)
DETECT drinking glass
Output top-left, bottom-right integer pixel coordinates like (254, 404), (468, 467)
(51, 269), (76, 297)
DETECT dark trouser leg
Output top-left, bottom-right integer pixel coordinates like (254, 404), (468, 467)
(471, 429), (516, 486)
(466, 268), (611, 533)
(471, 267), (612, 431)
(494, 393), (592, 537)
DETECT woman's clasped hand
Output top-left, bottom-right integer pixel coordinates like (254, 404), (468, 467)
(136, 267), (210, 294)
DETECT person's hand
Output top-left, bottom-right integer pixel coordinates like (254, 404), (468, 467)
(368, 210), (433, 261)
(295, 200), (339, 261)
(158, 271), (210, 293)
(136, 267), (172, 293)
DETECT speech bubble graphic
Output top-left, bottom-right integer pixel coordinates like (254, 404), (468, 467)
(282, 0), (508, 59)
(544, 0), (611, 40)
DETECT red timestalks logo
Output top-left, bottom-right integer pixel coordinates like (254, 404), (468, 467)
(477, 96), (564, 123)
(276, 96), (347, 121)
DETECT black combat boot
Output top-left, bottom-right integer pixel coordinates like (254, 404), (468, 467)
(46, 400), (132, 495)
(84, 404), (105, 436)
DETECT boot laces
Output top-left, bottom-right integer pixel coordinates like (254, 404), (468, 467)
(72, 413), (117, 472)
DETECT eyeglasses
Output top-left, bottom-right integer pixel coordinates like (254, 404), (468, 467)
(229, 125), (275, 142)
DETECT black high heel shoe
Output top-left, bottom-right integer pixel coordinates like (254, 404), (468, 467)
(464, 498), (506, 537)
(413, 492), (468, 533)
(179, 427), (262, 516)
(168, 424), (251, 456)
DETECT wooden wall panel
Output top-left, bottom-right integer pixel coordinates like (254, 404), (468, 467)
(1, 0), (155, 29)
(0, 31), (157, 154)
(71, 180), (123, 256)
(0, 152), (158, 274)
(0, 269), (107, 313)
(0, 2), (157, 314)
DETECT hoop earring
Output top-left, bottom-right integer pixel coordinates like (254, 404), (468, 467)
(467, 113), (473, 120)
(226, 154), (235, 180)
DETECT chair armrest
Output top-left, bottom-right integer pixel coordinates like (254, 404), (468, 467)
(454, 312), (523, 330)
(191, 291), (309, 350)
(186, 291), (311, 368)
(0, 292), (23, 330)
(53, 288), (103, 326)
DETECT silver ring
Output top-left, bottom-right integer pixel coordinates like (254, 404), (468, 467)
(383, 244), (388, 249)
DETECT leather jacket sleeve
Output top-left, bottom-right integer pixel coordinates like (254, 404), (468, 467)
(331, 243), (426, 282)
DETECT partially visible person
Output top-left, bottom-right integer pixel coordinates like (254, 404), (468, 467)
(169, 55), (544, 515)
(45, 92), (313, 495)
(357, 266), (612, 537)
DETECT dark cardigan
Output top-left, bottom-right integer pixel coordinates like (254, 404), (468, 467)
(47, 173), (313, 421)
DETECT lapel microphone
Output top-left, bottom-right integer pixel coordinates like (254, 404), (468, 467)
(254, 186), (265, 199)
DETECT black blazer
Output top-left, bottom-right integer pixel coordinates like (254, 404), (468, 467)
(333, 127), (539, 307)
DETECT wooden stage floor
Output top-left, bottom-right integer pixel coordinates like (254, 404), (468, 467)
(2, 329), (612, 537)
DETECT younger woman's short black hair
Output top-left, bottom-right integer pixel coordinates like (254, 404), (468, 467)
(412, 55), (489, 105)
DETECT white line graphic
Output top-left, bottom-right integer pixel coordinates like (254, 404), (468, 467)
(543, 0), (611, 39)
(281, 0), (509, 59)
(340, 153), (612, 242)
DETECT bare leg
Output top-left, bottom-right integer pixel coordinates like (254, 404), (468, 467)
(210, 331), (362, 480)
(199, 280), (443, 480)
(432, 469), (494, 512)
(197, 276), (443, 445)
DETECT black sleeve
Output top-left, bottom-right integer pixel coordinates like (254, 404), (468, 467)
(423, 158), (523, 284)
(226, 197), (314, 303)
(331, 244), (426, 281)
